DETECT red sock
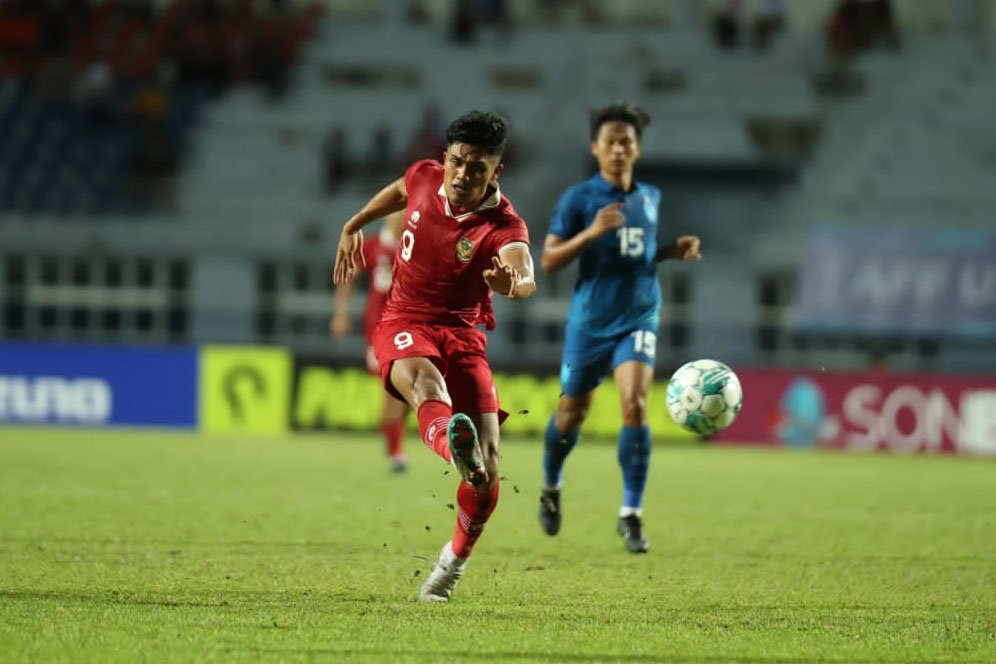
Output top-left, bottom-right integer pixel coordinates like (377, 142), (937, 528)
(380, 418), (404, 458)
(417, 399), (452, 462)
(451, 480), (500, 558)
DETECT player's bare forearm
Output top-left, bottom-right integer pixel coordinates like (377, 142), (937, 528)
(655, 235), (702, 262)
(334, 178), (407, 285)
(540, 231), (595, 273)
(343, 178), (408, 233)
(492, 245), (537, 300)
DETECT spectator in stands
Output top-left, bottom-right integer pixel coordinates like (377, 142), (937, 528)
(712, 0), (742, 50)
(482, 0), (513, 42)
(128, 67), (178, 211)
(367, 123), (396, 180)
(250, 11), (293, 101)
(753, 0), (786, 51)
(400, 102), (448, 166)
(450, 0), (479, 45)
(72, 55), (117, 127)
(827, 0), (861, 56)
(322, 126), (349, 195)
(868, 0), (900, 50)
(827, 0), (900, 57)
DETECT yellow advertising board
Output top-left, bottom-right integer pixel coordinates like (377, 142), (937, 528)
(200, 346), (292, 435)
(290, 361), (695, 441)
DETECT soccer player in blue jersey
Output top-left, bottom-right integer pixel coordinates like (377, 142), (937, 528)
(538, 102), (702, 553)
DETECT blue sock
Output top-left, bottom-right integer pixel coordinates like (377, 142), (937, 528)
(617, 425), (651, 510)
(542, 414), (579, 488)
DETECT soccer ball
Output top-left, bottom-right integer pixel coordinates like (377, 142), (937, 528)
(666, 359), (743, 435)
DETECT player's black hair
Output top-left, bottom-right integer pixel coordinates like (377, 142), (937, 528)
(446, 110), (509, 157)
(589, 101), (652, 140)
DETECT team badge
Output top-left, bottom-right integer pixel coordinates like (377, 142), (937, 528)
(456, 236), (475, 263)
(409, 210), (420, 227)
(643, 195), (657, 223)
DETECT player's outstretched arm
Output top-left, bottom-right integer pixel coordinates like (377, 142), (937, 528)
(541, 201), (625, 273)
(655, 235), (702, 262)
(333, 177), (407, 285)
(484, 245), (536, 300)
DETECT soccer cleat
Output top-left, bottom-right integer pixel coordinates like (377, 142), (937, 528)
(447, 413), (488, 488)
(390, 456), (408, 474)
(538, 488), (561, 536)
(418, 541), (467, 602)
(616, 514), (649, 554)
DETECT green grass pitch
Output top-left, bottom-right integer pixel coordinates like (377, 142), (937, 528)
(1, 427), (994, 662)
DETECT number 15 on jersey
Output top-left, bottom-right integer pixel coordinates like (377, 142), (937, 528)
(617, 227), (644, 257)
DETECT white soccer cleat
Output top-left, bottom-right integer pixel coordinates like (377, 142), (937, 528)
(418, 541), (468, 603)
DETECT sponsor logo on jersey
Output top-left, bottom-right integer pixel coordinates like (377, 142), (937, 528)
(408, 210), (420, 227)
(456, 236), (475, 263)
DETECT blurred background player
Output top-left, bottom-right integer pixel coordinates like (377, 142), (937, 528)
(333, 110), (535, 602)
(330, 210), (409, 473)
(537, 102), (702, 553)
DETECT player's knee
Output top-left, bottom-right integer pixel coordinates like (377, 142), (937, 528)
(620, 395), (647, 426)
(556, 407), (586, 433)
(411, 373), (449, 406)
(556, 396), (590, 432)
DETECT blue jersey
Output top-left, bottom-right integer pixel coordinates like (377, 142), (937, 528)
(549, 173), (661, 338)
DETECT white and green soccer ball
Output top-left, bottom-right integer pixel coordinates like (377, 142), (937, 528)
(666, 359), (743, 435)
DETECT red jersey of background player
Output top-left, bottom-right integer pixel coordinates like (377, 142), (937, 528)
(360, 230), (397, 342)
(381, 159), (529, 329)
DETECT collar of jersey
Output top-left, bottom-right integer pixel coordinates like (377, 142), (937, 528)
(592, 172), (638, 194)
(437, 184), (501, 222)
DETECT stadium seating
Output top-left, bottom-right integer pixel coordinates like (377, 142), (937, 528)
(2, 0), (994, 373)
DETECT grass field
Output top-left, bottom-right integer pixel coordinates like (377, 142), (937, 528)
(1, 427), (994, 663)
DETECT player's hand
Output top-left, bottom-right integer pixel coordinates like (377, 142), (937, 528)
(483, 256), (522, 298)
(672, 235), (702, 261)
(588, 202), (626, 238)
(333, 225), (366, 284)
(329, 312), (350, 338)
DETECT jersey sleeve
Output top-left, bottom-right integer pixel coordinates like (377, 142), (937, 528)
(547, 186), (583, 239)
(491, 214), (531, 254)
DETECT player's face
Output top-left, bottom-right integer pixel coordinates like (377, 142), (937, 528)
(591, 121), (640, 178)
(442, 143), (503, 210)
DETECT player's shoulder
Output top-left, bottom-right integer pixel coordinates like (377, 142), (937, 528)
(494, 195), (528, 230)
(636, 180), (662, 198)
(563, 176), (601, 200)
(405, 159), (443, 187)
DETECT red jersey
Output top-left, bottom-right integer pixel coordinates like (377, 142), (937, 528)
(361, 230), (397, 341)
(381, 160), (530, 329)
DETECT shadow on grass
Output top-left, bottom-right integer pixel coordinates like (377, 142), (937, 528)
(0, 588), (394, 609)
(0, 589), (229, 609)
(232, 647), (894, 663)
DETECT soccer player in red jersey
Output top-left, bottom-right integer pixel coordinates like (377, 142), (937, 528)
(333, 111), (535, 602)
(331, 211), (409, 473)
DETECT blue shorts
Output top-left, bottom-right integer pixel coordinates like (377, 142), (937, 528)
(559, 324), (658, 397)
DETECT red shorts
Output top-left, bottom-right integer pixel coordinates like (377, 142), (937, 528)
(372, 319), (499, 416)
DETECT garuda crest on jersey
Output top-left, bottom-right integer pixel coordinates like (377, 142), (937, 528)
(456, 236), (475, 263)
